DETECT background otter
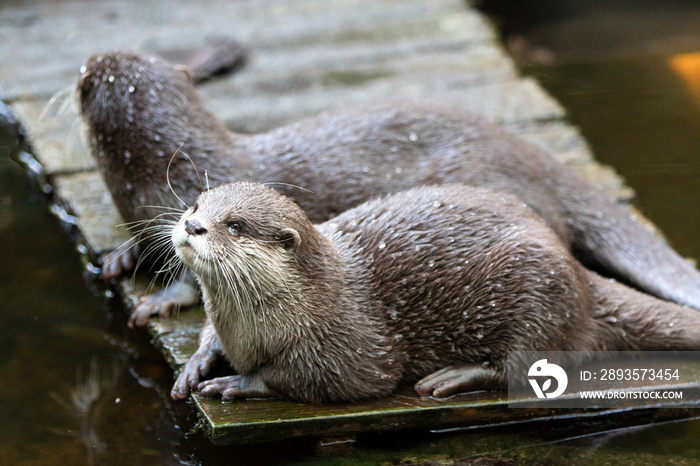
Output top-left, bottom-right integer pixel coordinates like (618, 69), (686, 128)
(170, 182), (700, 403)
(77, 51), (700, 325)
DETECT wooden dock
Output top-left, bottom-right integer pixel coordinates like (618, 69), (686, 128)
(2, 0), (687, 446)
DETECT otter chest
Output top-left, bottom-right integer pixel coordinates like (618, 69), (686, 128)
(211, 312), (279, 374)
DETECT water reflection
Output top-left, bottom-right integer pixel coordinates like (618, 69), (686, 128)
(0, 130), (194, 465)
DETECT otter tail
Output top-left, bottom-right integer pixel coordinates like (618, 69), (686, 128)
(587, 273), (700, 351)
(558, 173), (700, 311)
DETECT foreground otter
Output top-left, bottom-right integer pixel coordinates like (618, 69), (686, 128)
(78, 51), (700, 325)
(170, 182), (700, 403)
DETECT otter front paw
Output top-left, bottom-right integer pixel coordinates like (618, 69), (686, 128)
(102, 239), (141, 279)
(414, 364), (506, 398)
(171, 347), (221, 400)
(128, 279), (199, 327)
(198, 374), (272, 401)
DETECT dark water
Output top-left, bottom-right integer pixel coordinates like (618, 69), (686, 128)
(479, 0), (700, 260)
(0, 128), (195, 463)
(4, 1), (700, 464)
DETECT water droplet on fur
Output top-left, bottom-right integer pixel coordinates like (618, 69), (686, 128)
(462, 311), (468, 318)
(124, 150), (131, 160)
(108, 75), (115, 83)
(669, 322), (675, 327)
(408, 131), (418, 141)
(390, 146), (398, 152)
(154, 134), (161, 141)
(356, 348), (363, 354)
(128, 85), (135, 93)
(432, 201), (441, 208)
(80, 65), (87, 74)
(395, 167), (403, 174)
(428, 260), (435, 267)
(378, 241), (386, 249)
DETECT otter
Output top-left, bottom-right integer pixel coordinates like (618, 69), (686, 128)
(77, 51), (700, 327)
(168, 182), (700, 403)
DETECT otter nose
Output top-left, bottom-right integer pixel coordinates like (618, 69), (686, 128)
(185, 219), (207, 236)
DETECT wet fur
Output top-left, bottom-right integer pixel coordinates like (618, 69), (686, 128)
(171, 183), (700, 404)
(78, 51), (700, 313)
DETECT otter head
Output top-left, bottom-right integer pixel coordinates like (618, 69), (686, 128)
(172, 182), (318, 305)
(77, 51), (231, 211)
(78, 51), (195, 135)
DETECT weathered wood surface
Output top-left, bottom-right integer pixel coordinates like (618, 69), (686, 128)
(1, 0), (664, 446)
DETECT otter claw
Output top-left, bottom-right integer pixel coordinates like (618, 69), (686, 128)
(198, 374), (271, 401)
(102, 240), (140, 279)
(171, 346), (222, 400)
(128, 279), (199, 328)
(129, 293), (176, 328)
(414, 364), (506, 398)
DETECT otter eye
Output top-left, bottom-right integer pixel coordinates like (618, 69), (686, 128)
(192, 202), (199, 213)
(227, 221), (241, 235)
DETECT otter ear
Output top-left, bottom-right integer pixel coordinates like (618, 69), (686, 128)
(278, 228), (301, 251)
(174, 64), (195, 83)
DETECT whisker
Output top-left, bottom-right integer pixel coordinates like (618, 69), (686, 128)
(135, 205), (188, 214)
(263, 181), (315, 194)
(39, 86), (73, 122)
(166, 145), (190, 209)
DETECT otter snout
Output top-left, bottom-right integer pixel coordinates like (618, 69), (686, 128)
(185, 219), (207, 236)
(172, 213), (211, 269)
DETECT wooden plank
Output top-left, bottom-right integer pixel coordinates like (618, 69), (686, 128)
(51, 171), (130, 254)
(0, 0), (494, 101)
(11, 99), (94, 175)
(192, 391), (700, 446)
(209, 78), (567, 134)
